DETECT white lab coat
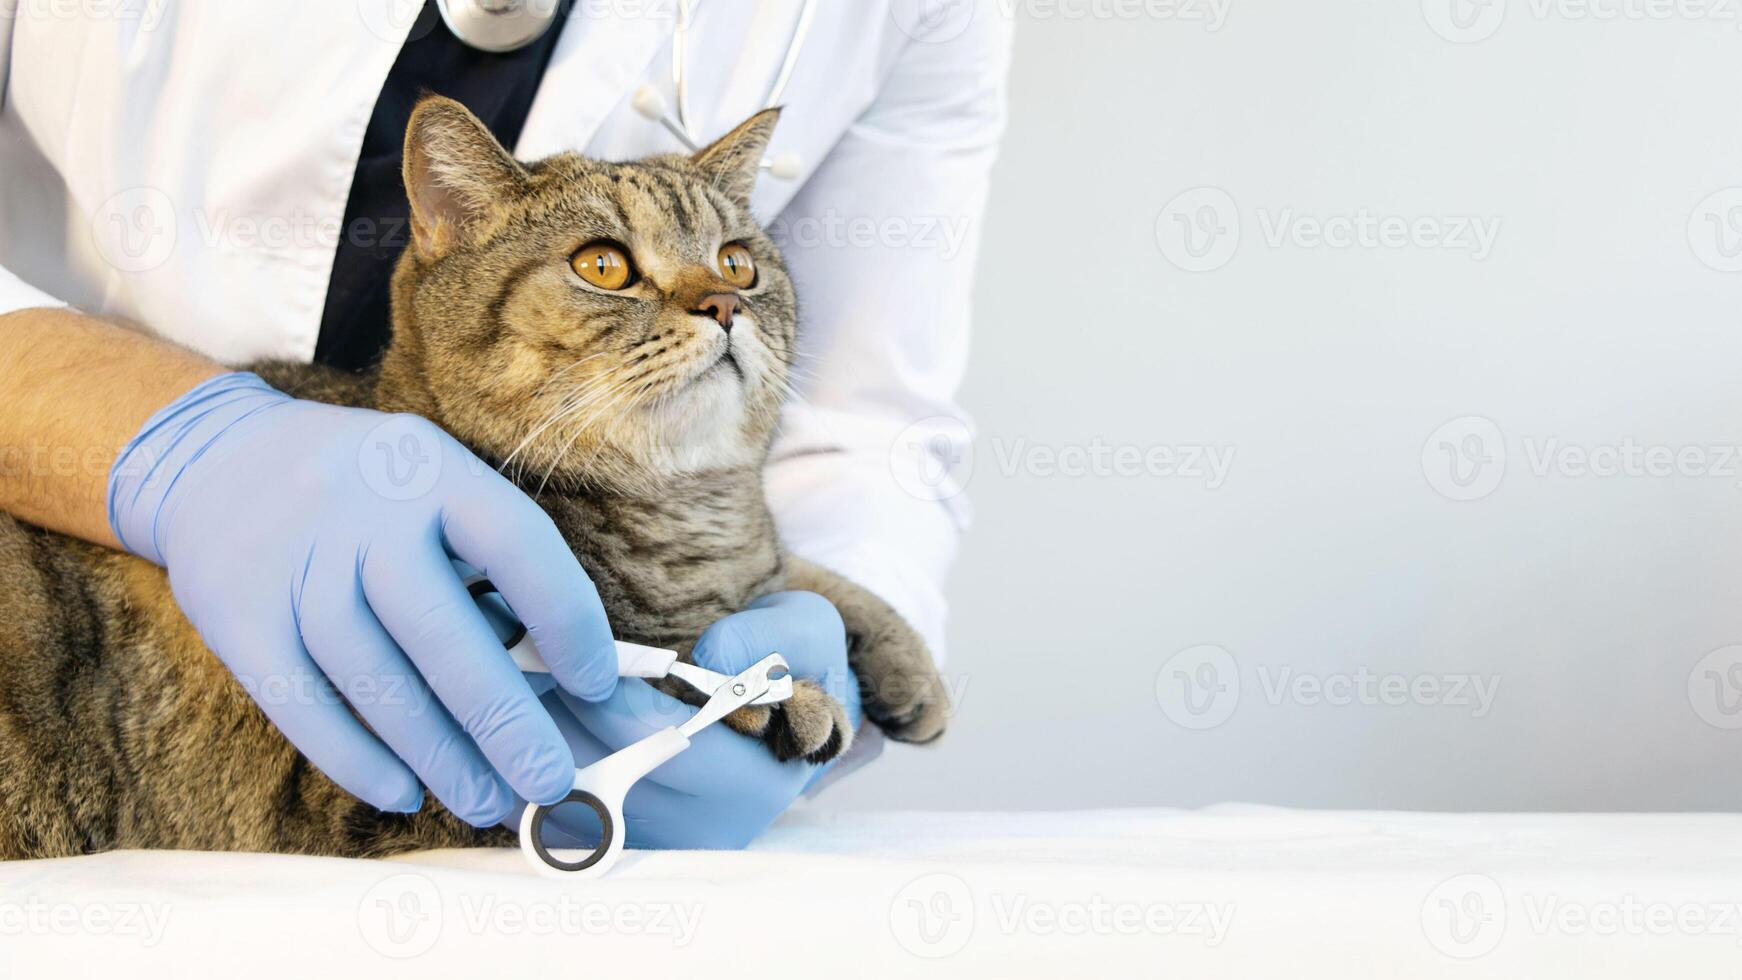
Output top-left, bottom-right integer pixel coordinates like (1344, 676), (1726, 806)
(0, 1), (1010, 695)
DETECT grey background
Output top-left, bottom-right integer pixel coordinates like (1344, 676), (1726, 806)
(824, 0), (1742, 812)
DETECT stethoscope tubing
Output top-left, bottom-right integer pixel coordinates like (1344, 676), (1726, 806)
(439, 0), (816, 171)
(671, 0), (818, 149)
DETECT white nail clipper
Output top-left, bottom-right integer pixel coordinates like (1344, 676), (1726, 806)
(465, 575), (793, 878)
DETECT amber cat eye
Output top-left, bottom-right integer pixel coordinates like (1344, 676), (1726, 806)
(718, 243), (757, 289)
(571, 242), (635, 290)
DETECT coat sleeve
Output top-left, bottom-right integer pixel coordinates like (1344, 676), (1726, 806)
(763, 2), (1012, 665)
(0, 7), (69, 317)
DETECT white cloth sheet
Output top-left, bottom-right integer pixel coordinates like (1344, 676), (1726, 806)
(3, 805), (1741, 977)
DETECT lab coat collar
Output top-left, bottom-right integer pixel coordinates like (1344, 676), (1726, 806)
(515, 1), (688, 159)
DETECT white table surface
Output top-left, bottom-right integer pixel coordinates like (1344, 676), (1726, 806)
(2, 805), (1740, 978)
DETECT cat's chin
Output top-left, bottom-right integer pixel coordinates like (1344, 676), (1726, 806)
(636, 370), (757, 469)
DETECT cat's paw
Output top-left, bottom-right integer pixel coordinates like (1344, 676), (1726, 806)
(722, 679), (853, 765)
(861, 663), (950, 745)
(765, 680), (854, 764)
(779, 555), (952, 748)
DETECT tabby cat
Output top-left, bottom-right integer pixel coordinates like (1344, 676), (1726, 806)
(0, 97), (948, 859)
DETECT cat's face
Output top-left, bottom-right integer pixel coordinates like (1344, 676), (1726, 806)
(384, 96), (797, 493)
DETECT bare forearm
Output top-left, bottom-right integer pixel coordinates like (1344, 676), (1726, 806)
(0, 308), (224, 547)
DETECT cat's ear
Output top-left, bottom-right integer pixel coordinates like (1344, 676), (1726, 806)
(692, 108), (780, 206)
(403, 95), (529, 260)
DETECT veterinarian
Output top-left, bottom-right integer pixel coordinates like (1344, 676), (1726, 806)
(0, 1), (1007, 846)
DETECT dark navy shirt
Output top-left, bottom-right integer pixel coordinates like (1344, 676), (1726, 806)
(314, 1), (567, 372)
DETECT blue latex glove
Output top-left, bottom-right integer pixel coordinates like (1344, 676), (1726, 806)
(107, 372), (619, 825)
(513, 591), (863, 851)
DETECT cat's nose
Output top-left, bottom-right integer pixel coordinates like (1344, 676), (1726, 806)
(692, 293), (739, 332)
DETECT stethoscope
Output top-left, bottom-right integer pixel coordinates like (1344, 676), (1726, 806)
(436, 0), (812, 179)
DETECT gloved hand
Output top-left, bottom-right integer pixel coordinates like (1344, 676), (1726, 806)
(514, 591), (862, 851)
(107, 372), (619, 825)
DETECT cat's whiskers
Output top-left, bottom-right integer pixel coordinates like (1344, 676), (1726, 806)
(527, 355), (676, 487)
(537, 371), (643, 448)
(734, 301), (812, 376)
(565, 405), (636, 495)
(538, 370), (655, 494)
(503, 384), (598, 482)
(502, 367), (631, 481)
(527, 350), (612, 401)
